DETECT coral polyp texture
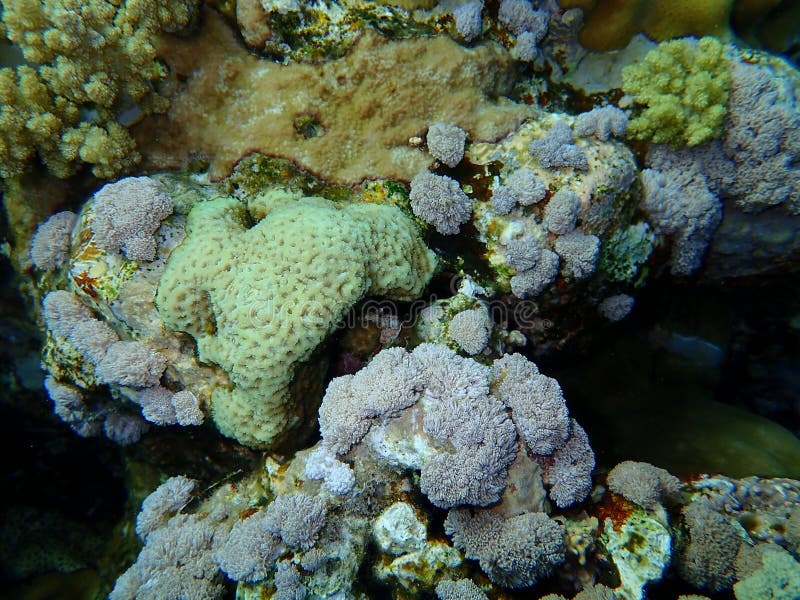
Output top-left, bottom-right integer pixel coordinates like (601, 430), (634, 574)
(622, 36), (730, 147)
(156, 192), (436, 447)
(0, 0), (200, 179)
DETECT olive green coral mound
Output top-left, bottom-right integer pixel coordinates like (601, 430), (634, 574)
(155, 193), (437, 448)
(622, 36), (730, 147)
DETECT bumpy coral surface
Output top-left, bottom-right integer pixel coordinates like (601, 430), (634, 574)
(0, 0), (199, 179)
(156, 193), (436, 447)
(623, 37), (730, 147)
(136, 10), (533, 183)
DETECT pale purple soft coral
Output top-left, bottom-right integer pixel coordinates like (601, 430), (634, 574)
(544, 189), (580, 234)
(538, 420), (595, 508)
(598, 294), (634, 322)
(505, 235), (541, 271)
(723, 61), (800, 213)
(44, 375), (104, 438)
(318, 375), (371, 455)
(216, 492), (327, 583)
(640, 167), (722, 275)
(512, 30), (541, 62)
(427, 122), (467, 167)
(510, 249), (559, 297)
(91, 176), (173, 261)
(133, 385), (178, 425)
(506, 168), (546, 205)
(136, 475), (198, 541)
(436, 578), (488, 600)
(171, 390), (204, 426)
(554, 230), (600, 279)
(274, 560), (306, 600)
(409, 172), (473, 235)
(574, 106), (628, 141)
(448, 308), (490, 355)
(112, 512), (225, 599)
(420, 390), (518, 507)
(607, 460), (680, 509)
(68, 318), (119, 365)
(95, 340), (166, 388)
(491, 184), (518, 214)
(42, 290), (90, 339)
(103, 412), (149, 445)
(529, 121), (588, 170)
(30, 211), (76, 270)
(453, 1), (483, 42)
(444, 508), (565, 588)
(304, 446), (355, 495)
(498, 0), (549, 38)
(216, 511), (281, 582)
(265, 493), (328, 550)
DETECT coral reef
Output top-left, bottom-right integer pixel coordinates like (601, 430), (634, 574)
(5, 3), (800, 600)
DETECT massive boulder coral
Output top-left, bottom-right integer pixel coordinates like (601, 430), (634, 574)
(155, 192), (436, 447)
(136, 10), (533, 183)
(622, 36), (730, 147)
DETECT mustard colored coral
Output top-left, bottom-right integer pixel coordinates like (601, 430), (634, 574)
(0, 0), (198, 179)
(622, 37), (730, 147)
(155, 193), (437, 448)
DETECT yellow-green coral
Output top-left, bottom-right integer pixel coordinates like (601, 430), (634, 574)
(155, 191), (437, 448)
(0, 0), (198, 179)
(622, 36), (730, 147)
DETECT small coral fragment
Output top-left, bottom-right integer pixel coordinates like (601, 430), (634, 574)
(574, 106), (629, 141)
(427, 122), (467, 168)
(598, 294), (635, 322)
(410, 172), (473, 235)
(448, 309), (490, 355)
(607, 460), (680, 508)
(529, 121), (588, 170)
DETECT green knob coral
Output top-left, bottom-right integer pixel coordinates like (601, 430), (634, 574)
(155, 193), (437, 448)
(622, 36), (731, 147)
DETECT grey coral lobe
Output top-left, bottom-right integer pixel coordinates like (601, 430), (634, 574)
(409, 172), (473, 235)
